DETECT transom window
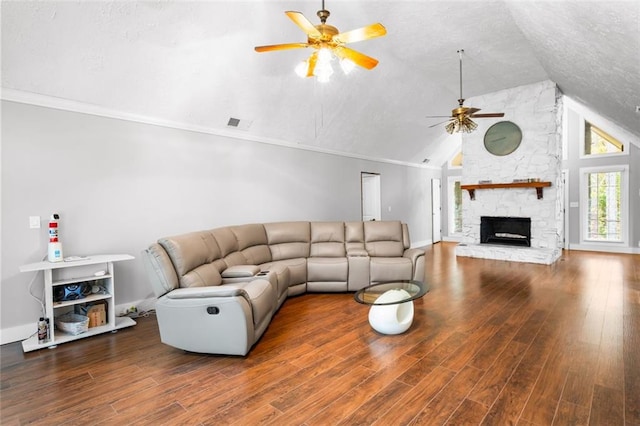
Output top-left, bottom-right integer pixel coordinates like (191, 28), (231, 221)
(584, 121), (624, 155)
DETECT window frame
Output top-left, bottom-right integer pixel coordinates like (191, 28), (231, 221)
(579, 164), (629, 246)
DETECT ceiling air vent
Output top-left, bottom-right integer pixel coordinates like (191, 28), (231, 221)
(227, 117), (252, 131)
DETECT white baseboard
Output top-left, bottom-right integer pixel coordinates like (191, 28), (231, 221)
(114, 297), (157, 317)
(1, 297), (157, 346)
(568, 243), (637, 255)
(442, 235), (462, 242)
(0, 323), (37, 345)
(412, 240), (432, 249)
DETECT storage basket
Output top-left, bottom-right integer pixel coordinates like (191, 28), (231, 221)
(55, 313), (89, 335)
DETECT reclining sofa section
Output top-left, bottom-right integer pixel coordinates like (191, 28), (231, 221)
(143, 220), (425, 355)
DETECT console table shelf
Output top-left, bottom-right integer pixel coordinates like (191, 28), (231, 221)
(19, 254), (135, 352)
(461, 181), (551, 200)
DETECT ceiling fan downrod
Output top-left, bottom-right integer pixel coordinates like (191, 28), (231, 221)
(458, 49), (465, 107)
(317, 0), (330, 24)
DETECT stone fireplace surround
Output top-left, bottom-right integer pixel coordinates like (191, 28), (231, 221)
(455, 81), (563, 265)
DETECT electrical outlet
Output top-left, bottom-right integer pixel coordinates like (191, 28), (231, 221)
(29, 216), (40, 229)
(121, 306), (137, 316)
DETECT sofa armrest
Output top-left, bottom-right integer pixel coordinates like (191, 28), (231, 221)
(403, 248), (425, 264)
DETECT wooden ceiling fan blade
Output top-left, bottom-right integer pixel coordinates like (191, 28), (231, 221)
(334, 46), (378, 70)
(255, 43), (309, 52)
(466, 107), (481, 115)
(335, 23), (387, 44)
(470, 113), (505, 118)
(429, 119), (452, 128)
(285, 11), (321, 37)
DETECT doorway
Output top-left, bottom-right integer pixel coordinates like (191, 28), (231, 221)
(361, 172), (381, 221)
(432, 178), (442, 243)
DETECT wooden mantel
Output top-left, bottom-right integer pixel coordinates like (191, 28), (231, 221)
(461, 181), (552, 200)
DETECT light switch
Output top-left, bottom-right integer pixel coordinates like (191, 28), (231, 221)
(29, 216), (40, 229)
(570, 202), (579, 208)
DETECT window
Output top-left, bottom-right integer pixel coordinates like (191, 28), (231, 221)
(580, 165), (628, 245)
(450, 151), (463, 168)
(448, 177), (463, 235)
(584, 121), (624, 156)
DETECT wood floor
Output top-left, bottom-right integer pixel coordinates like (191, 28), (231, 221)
(2, 243), (639, 425)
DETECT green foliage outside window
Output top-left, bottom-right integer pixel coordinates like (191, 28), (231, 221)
(587, 171), (621, 241)
(453, 181), (462, 233)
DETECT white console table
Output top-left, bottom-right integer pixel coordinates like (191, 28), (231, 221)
(19, 254), (136, 352)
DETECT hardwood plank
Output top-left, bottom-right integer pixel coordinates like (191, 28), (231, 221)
(623, 308), (640, 424)
(467, 340), (528, 407)
(554, 400), (590, 425)
(409, 365), (485, 425)
(371, 366), (457, 425)
(589, 384), (624, 425)
(519, 339), (570, 424)
(446, 398), (490, 425)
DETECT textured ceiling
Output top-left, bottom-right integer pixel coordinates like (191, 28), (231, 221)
(2, 1), (638, 166)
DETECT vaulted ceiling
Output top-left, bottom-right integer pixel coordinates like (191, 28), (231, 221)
(2, 1), (638, 166)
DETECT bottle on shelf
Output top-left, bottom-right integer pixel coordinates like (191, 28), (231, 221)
(47, 213), (63, 262)
(37, 317), (48, 343)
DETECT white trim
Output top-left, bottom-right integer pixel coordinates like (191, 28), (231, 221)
(562, 101), (569, 161)
(579, 164), (629, 247)
(114, 297), (157, 317)
(412, 240), (432, 249)
(0, 323), (37, 345)
(563, 169), (570, 250)
(1, 88), (441, 171)
(443, 235), (462, 242)
(568, 244), (637, 255)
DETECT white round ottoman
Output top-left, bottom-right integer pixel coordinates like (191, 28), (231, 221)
(368, 289), (414, 334)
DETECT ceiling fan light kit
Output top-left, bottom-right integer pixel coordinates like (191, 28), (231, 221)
(427, 49), (505, 133)
(255, 1), (386, 82)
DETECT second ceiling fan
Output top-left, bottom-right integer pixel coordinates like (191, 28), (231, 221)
(427, 50), (505, 134)
(254, 1), (386, 81)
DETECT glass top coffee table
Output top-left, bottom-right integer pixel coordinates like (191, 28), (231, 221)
(354, 280), (429, 335)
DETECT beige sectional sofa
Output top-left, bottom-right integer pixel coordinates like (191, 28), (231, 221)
(142, 220), (425, 355)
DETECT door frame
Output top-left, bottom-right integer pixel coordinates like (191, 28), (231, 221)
(361, 172), (381, 221)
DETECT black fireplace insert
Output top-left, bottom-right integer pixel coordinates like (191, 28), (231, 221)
(480, 216), (531, 247)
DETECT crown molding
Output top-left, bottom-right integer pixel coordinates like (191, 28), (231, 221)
(1, 88), (441, 171)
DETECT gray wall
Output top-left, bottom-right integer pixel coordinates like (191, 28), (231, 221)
(1, 100), (438, 340)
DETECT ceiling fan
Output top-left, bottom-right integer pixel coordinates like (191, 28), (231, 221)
(427, 50), (504, 134)
(254, 1), (386, 81)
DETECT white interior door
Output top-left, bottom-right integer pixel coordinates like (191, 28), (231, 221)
(361, 173), (381, 221)
(563, 169), (569, 249)
(432, 178), (442, 243)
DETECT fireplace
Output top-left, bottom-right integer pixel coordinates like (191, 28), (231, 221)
(480, 216), (531, 247)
